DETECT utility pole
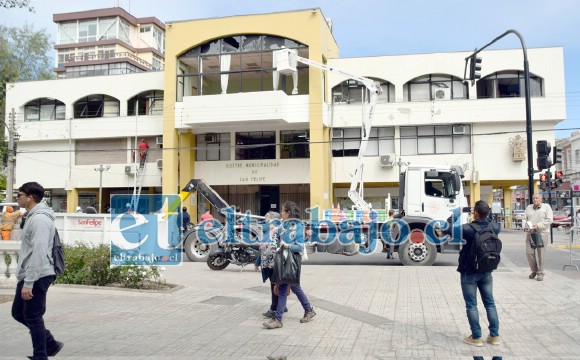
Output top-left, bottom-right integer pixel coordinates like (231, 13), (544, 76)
(94, 164), (110, 213)
(6, 108), (16, 202)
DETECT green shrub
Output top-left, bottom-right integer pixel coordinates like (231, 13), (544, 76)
(55, 243), (166, 289)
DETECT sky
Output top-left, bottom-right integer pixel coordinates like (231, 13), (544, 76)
(2, 0), (579, 139)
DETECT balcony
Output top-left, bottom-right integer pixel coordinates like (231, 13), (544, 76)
(175, 92), (310, 132)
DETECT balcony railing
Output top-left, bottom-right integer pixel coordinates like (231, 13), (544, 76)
(0, 241), (20, 288)
(59, 51), (163, 71)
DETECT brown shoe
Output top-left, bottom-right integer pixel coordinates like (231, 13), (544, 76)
(529, 272), (537, 279)
(487, 335), (501, 345)
(463, 335), (483, 347)
(300, 308), (316, 323)
(263, 318), (283, 329)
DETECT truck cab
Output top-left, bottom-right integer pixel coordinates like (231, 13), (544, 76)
(393, 165), (467, 265)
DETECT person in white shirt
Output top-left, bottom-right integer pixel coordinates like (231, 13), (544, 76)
(524, 194), (553, 281)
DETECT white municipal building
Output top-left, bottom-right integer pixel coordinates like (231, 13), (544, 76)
(4, 7), (566, 223)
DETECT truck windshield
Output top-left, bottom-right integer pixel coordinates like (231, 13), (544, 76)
(424, 171), (456, 198)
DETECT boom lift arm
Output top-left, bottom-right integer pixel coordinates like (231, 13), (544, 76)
(275, 49), (383, 210)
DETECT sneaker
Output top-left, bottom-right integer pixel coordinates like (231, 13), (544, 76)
(263, 318), (283, 329)
(263, 309), (275, 318)
(487, 335), (501, 345)
(529, 272), (536, 279)
(463, 335), (483, 347)
(48, 341), (64, 356)
(537, 275), (544, 281)
(300, 309), (317, 323)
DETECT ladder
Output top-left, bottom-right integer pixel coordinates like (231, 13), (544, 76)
(130, 153), (147, 211)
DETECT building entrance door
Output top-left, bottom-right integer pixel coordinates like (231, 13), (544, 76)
(259, 185), (279, 216)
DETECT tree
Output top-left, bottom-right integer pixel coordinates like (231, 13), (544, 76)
(0, 23), (52, 190)
(0, 0), (34, 12)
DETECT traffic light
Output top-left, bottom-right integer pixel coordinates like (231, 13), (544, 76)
(536, 140), (552, 170)
(553, 170), (564, 188)
(539, 172), (550, 191)
(469, 55), (483, 80)
(553, 146), (563, 165)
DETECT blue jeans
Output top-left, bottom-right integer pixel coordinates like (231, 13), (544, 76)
(460, 272), (499, 339)
(12, 276), (57, 360)
(275, 283), (312, 322)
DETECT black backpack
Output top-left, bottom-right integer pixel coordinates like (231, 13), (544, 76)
(51, 229), (66, 276)
(468, 223), (502, 272)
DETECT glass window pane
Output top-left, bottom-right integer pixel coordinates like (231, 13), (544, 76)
(365, 139), (379, 156)
(242, 35), (263, 51)
(200, 39), (220, 55)
(207, 144), (220, 160)
(379, 139), (395, 154)
(226, 72), (241, 94)
(435, 126), (452, 136)
(409, 83), (430, 101)
(378, 127), (395, 138)
(418, 138), (434, 154)
(201, 73), (220, 95)
(435, 137), (453, 153)
(418, 126), (434, 136)
(241, 71), (261, 92)
(201, 55), (220, 73)
(221, 36), (242, 53)
(453, 136), (471, 154)
(400, 127), (416, 138)
(263, 36), (285, 50)
(344, 128), (360, 138)
(401, 139), (417, 155)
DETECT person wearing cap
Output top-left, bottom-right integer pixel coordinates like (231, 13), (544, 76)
(1, 206), (21, 240)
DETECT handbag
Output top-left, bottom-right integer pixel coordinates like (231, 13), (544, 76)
(272, 247), (301, 286)
(529, 231), (544, 249)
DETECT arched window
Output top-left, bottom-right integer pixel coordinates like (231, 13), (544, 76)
(24, 98), (65, 121)
(128, 90), (164, 116)
(331, 78), (395, 104)
(476, 71), (543, 98)
(403, 74), (468, 102)
(74, 94), (120, 118)
(177, 35), (308, 100)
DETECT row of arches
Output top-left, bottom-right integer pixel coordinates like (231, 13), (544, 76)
(331, 71), (544, 104)
(23, 90), (164, 121)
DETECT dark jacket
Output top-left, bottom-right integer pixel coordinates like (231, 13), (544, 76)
(456, 219), (501, 273)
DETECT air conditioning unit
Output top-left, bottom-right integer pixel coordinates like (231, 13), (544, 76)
(379, 154), (395, 167)
(332, 129), (344, 138)
(157, 159), (163, 169)
(204, 134), (218, 143)
(452, 125), (466, 135)
(432, 87), (451, 100)
(156, 136), (163, 145)
(124, 164), (136, 175)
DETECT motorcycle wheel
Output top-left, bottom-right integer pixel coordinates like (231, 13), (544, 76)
(206, 254), (230, 270)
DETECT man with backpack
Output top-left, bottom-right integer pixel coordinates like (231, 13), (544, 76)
(13, 182), (64, 359)
(447, 200), (502, 347)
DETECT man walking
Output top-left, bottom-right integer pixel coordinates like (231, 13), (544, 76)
(12, 182), (63, 359)
(449, 200), (501, 347)
(524, 193), (553, 281)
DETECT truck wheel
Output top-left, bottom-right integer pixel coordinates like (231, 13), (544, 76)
(399, 240), (437, 266)
(184, 231), (210, 262)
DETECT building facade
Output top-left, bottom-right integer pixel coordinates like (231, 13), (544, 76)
(5, 8), (567, 220)
(6, 7), (165, 212)
(161, 9), (566, 221)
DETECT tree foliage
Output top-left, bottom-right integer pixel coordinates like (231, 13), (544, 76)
(0, 23), (52, 184)
(0, 0), (34, 12)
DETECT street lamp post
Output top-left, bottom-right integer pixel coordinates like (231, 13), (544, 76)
(94, 164), (110, 213)
(396, 157), (410, 176)
(465, 29), (534, 204)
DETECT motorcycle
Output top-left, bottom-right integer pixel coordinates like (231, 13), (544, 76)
(206, 224), (262, 271)
(206, 241), (261, 270)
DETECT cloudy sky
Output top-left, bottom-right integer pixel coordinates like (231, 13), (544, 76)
(2, 0), (578, 139)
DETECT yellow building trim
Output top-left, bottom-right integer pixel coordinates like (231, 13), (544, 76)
(162, 10), (339, 215)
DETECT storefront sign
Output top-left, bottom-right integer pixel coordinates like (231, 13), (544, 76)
(69, 217), (104, 229)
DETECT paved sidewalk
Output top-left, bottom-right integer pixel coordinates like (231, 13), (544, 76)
(1, 231), (579, 359)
